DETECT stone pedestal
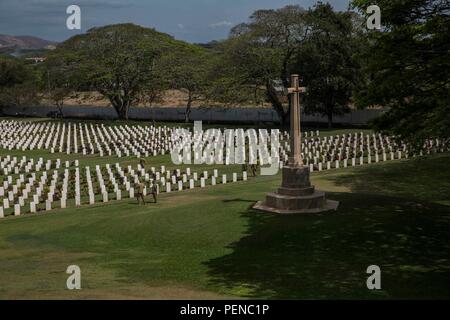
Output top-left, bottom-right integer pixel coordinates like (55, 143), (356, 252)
(253, 166), (338, 214)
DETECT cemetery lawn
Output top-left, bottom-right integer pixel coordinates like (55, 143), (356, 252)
(0, 152), (450, 299)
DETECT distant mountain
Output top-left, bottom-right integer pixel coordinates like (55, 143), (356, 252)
(0, 34), (57, 56)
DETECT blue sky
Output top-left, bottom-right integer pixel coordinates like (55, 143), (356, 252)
(0, 0), (351, 43)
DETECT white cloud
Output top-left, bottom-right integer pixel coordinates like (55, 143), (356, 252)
(209, 20), (233, 28)
(177, 24), (184, 29)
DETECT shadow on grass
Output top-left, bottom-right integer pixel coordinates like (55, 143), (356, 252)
(205, 155), (450, 299)
(326, 154), (450, 204)
(205, 191), (450, 299)
(222, 198), (257, 204)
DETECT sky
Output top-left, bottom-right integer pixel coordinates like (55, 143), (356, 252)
(0, 0), (351, 43)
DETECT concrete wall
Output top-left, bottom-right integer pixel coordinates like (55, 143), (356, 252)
(1, 105), (385, 125)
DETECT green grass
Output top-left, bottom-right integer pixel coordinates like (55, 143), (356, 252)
(0, 149), (449, 299)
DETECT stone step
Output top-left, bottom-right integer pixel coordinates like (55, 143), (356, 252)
(265, 191), (327, 211)
(266, 191), (325, 200)
(278, 186), (315, 196)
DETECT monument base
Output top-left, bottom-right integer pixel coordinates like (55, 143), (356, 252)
(253, 199), (339, 214)
(253, 165), (339, 214)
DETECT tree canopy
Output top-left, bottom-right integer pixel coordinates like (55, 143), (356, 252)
(0, 55), (40, 110)
(212, 3), (363, 128)
(351, 0), (450, 144)
(295, 3), (364, 127)
(219, 5), (310, 127)
(58, 23), (193, 119)
(159, 46), (213, 122)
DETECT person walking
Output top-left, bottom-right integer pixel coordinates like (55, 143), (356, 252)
(136, 181), (146, 205)
(151, 173), (158, 203)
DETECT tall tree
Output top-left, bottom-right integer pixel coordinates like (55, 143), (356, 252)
(351, 0), (450, 144)
(41, 50), (81, 117)
(162, 47), (212, 123)
(219, 5), (311, 127)
(58, 24), (183, 119)
(0, 56), (40, 111)
(295, 2), (363, 128)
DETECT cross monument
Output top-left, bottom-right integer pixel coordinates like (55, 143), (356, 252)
(253, 74), (339, 214)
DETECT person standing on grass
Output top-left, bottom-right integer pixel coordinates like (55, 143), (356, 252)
(140, 158), (146, 169)
(136, 181), (146, 205)
(150, 173), (158, 203)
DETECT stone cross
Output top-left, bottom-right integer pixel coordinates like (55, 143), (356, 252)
(287, 74), (307, 167)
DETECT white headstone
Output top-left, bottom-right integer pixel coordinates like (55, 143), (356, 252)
(30, 202), (36, 213)
(89, 193), (95, 205)
(14, 204), (20, 216)
(3, 198), (9, 209)
(61, 198), (66, 209)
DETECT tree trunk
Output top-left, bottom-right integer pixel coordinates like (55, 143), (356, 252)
(266, 81), (288, 129)
(56, 102), (64, 118)
(111, 97), (130, 120)
(278, 111), (289, 129)
(118, 104), (129, 120)
(185, 93), (192, 123)
(327, 112), (333, 128)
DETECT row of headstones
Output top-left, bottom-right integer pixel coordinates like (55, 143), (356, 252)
(172, 129), (433, 168)
(0, 160), (248, 218)
(284, 132), (447, 160)
(0, 120), (179, 158)
(0, 155), (78, 176)
(0, 119), (326, 163)
(279, 132), (448, 167)
(173, 128), (448, 170)
(0, 171), (249, 218)
(281, 132), (401, 160)
(305, 151), (405, 172)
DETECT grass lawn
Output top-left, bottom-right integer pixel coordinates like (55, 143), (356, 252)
(0, 143), (449, 298)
